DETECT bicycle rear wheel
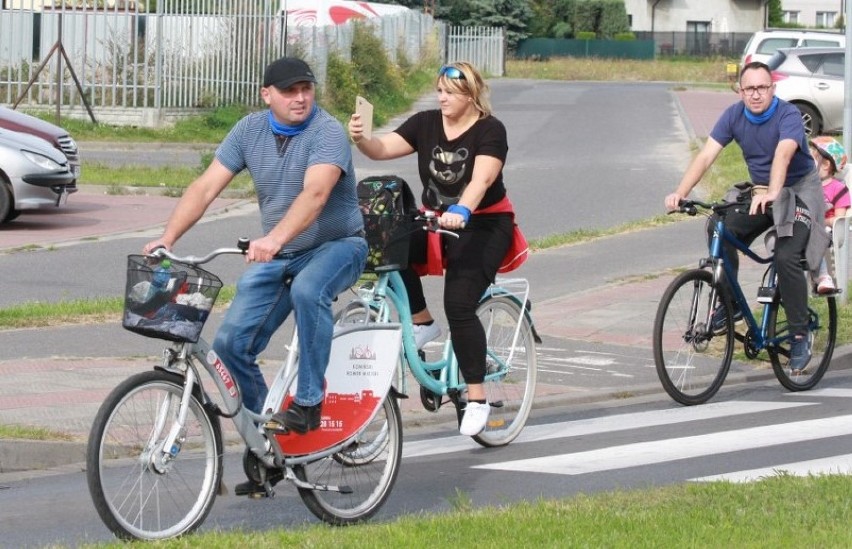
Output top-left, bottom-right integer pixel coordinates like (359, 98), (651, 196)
(653, 269), (734, 405)
(86, 370), (223, 541)
(295, 395), (402, 525)
(472, 295), (537, 447)
(767, 293), (837, 391)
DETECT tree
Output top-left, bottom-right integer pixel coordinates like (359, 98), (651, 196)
(458, 0), (533, 50)
(528, 0), (576, 38)
(386, 0), (425, 8)
(767, 0), (783, 27)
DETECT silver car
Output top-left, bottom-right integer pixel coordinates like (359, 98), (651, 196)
(766, 46), (845, 136)
(0, 128), (75, 223)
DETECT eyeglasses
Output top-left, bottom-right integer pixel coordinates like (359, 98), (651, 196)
(438, 65), (466, 80)
(740, 84), (773, 96)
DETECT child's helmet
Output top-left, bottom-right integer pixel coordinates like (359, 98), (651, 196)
(810, 136), (847, 173)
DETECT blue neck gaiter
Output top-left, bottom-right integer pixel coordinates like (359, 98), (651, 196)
(268, 105), (318, 136)
(744, 97), (779, 125)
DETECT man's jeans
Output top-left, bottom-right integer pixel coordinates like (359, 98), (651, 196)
(212, 236), (367, 414)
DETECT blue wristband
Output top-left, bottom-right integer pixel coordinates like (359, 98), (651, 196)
(446, 204), (471, 224)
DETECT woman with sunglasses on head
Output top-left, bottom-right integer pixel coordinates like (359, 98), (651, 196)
(348, 61), (517, 436)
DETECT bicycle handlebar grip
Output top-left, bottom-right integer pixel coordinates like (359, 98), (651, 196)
(237, 237), (250, 253)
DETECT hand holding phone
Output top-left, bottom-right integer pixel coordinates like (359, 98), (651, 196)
(355, 96), (373, 141)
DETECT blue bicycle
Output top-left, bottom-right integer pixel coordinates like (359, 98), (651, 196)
(653, 198), (837, 405)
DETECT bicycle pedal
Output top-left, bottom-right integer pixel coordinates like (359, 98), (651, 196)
(263, 420), (289, 434)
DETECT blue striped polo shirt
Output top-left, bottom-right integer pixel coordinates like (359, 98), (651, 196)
(216, 108), (363, 253)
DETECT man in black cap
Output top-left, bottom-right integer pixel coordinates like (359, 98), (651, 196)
(143, 56), (367, 495)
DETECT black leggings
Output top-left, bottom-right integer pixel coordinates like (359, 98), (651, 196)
(401, 213), (513, 384)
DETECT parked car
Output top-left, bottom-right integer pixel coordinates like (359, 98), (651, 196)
(0, 106), (81, 184)
(740, 29), (845, 67)
(0, 128), (75, 223)
(766, 46), (845, 136)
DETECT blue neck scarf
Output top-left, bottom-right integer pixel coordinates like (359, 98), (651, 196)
(268, 105), (318, 136)
(743, 97), (779, 125)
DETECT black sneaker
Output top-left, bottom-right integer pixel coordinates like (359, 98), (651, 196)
(265, 402), (322, 434)
(234, 468), (284, 497)
(710, 304), (743, 332)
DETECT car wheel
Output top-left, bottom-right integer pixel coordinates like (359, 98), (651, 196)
(795, 103), (821, 137)
(0, 178), (13, 223)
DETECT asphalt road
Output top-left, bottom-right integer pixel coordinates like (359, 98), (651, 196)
(0, 80), (691, 309)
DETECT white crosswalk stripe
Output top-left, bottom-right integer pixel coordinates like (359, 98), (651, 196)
(786, 388), (852, 399)
(403, 400), (811, 459)
(692, 454), (852, 483)
(404, 396), (852, 483)
(473, 415), (852, 475)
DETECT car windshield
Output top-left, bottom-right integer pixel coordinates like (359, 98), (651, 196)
(757, 38), (797, 54)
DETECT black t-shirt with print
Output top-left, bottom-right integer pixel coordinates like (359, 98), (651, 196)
(395, 109), (508, 210)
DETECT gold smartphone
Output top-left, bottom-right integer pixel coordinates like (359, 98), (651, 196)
(355, 95), (373, 140)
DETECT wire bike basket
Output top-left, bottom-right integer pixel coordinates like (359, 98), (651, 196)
(122, 255), (222, 343)
(362, 213), (412, 273)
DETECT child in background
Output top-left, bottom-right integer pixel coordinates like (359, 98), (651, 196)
(809, 136), (849, 294)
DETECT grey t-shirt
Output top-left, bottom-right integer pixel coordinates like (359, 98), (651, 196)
(216, 108), (363, 253)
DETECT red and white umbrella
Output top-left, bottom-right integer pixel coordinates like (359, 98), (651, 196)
(281, 0), (410, 27)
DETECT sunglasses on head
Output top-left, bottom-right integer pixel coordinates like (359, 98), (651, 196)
(438, 65), (466, 80)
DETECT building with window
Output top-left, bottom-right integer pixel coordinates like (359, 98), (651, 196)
(624, 0), (764, 33)
(625, 1), (845, 33)
(783, 1), (845, 28)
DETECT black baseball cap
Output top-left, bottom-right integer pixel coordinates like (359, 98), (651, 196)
(262, 57), (317, 89)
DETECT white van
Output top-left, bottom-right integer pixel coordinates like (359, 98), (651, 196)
(740, 29), (845, 66)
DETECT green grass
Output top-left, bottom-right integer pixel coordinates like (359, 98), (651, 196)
(81, 162), (255, 195)
(0, 424), (75, 441)
(53, 104), (253, 143)
(0, 286), (236, 330)
(506, 56), (735, 85)
(87, 475), (852, 548)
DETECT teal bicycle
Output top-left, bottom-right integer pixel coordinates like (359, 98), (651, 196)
(338, 212), (540, 446)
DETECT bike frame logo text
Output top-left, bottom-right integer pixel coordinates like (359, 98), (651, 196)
(207, 350), (238, 399)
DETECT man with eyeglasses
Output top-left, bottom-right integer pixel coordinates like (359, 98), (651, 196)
(664, 60), (829, 373)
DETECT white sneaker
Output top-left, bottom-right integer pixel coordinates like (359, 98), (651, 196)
(412, 322), (441, 349)
(459, 401), (490, 436)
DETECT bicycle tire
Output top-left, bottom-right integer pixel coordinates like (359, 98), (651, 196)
(767, 293), (837, 391)
(653, 269), (734, 405)
(472, 295), (538, 447)
(294, 395), (402, 525)
(86, 369), (223, 541)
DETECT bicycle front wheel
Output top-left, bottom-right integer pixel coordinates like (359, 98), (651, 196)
(295, 395), (402, 525)
(86, 370), (223, 541)
(653, 269), (734, 405)
(767, 293), (837, 391)
(472, 295), (538, 447)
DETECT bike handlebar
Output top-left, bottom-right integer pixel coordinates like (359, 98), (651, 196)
(418, 211), (460, 239)
(673, 198), (761, 218)
(149, 237), (250, 265)
(147, 214), (459, 266)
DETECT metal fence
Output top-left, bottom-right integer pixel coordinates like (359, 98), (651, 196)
(633, 31), (754, 58)
(0, 0), (504, 126)
(445, 25), (505, 77)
